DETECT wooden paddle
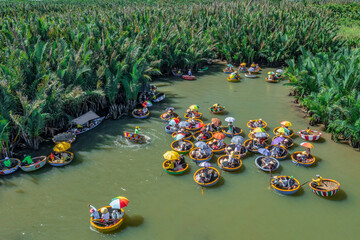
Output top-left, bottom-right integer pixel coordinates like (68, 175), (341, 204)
(300, 180), (311, 187)
(268, 166), (273, 190)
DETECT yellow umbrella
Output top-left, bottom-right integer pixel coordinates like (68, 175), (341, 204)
(253, 127), (266, 133)
(277, 127), (290, 134)
(163, 151), (179, 160)
(53, 142), (71, 152)
(189, 105), (199, 110)
(280, 121), (292, 127)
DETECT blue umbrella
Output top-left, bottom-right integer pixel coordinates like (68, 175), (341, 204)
(231, 136), (245, 145)
(178, 121), (191, 128)
(258, 148), (271, 156)
(195, 141), (208, 149)
(199, 162), (212, 168)
(225, 117), (236, 123)
(165, 107), (175, 111)
(272, 137), (285, 145)
(254, 132), (268, 138)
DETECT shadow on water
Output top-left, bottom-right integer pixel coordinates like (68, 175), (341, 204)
(222, 164), (245, 175)
(323, 189), (347, 202)
(98, 214), (145, 234)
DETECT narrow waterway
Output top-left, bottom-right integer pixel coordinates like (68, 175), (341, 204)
(1, 65), (359, 240)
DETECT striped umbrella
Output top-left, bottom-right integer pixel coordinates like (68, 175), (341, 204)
(109, 196), (129, 210)
(300, 142), (314, 149)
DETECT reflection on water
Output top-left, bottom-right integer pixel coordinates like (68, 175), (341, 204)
(0, 65), (360, 240)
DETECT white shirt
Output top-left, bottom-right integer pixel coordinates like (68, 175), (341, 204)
(101, 212), (110, 220)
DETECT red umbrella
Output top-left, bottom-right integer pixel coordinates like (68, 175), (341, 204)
(213, 132), (226, 140)
(211, 118), (222, 126)
(171, 118), (180, 124)
(197, 123), (206, 128)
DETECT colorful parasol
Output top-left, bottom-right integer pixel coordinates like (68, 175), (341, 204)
(300, 142), (314, 149)
(169, 118), (180, 126)
(253, 127), (266, 133)
(271, 137), (285, 145)
(165, 107), (175, 111)
(189, 105), (199, 110)
(174, 134), (185, 141)
(211, 118), (222, 126)
(213, 132), (225, 140)
(197, 123), (206, 128)
(254, 132), (268, 138)
(109, 196), (129, 210)
(53, 142), (71, 152)
(142, 101), (152, 107)
(195, 141), (208, 149)
(178, 121), (191, 128)
(227, 64), (233, 67)
(163, 151), (180, 160)
(225, 117), (236, 123)
(280, 121), (292, 127)
(277, 127), (290, 134)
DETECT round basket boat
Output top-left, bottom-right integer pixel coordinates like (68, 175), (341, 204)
(47, 151), (74, 167)
(193, 131), (213, 142)
(182, 75), (196, 80)
(247, 120), (267, 130)
(171, 140), (194, 154)
(123, 132), (147, 144)
(291, 151), (315, 166)
(194, 167), (220, 187)
(271, 136), (294, 148)
(309, 179), (340, 197)
(90, 207), (124, 233)
(171, 131), (193, 141)
(189, 148), (213, 163)
(209, 106), (225, 114)
(217, 155), (242, 172)
(160, 112), (179, 122)
(243, 139), (268, 153)
(273, 127), (294, 137)
(19, 156), (47, 172)
(0, 158), (20, 175)
(266, 145), (288, 160)
(185, 119), (204, 132)
(223, 69), (234, 74)
(162, 160), (189, 175)
(255, 156), (279, 172)
(298, 130), (322, 141)
(52, 132), (76, 144)
(165, 125), (179, 134)
(248, 132), (270, 141)
(132, 109), (150, 119)
(238, 68), (248, 73)
(207, 142), (227, 154)
(271, 176), (300, 195)
(244, 74), (257, 78)
(153, 93), (166, 103)
(221, 126), (242, 137)
(225, 143), (248, 158)
(265, 77), (279, 83)
(227, 77), (240, 82)
(184, 112), (203, 119)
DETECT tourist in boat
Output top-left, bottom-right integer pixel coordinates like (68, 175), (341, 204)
(197, 168), (218, 184)
(224, 64), (233, 72)
(188, 69), (192, 76)
(255, 64), (261, 72)
(197, 127), (210, 141)
(227, 151), (237, 167)
(247, 63), (256, 74)
(229, 71), (239, 80)
(238, 63), (247, 72)
(228, 122), (235, 135)
(89, 204), (101, 220)
(100, 207), (110, 224)
(302, 127), (312, 135)
(134, 126), (142, 135)
(255, 119), (264, 127)
(270, 144), (282, 158)
(275, 71), (282, 79)
(267, 72), (273, 80)
(163, 109), (174, 119)
(311, 174), (324, 187)
(261, 158), (277, 171)
(164, 160), (175, 170)
(296, 150), (310, 162)
(178, 141), (189, 152)
(22, 155), (33, 165)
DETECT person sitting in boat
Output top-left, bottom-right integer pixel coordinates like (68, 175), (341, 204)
(111, 209), (124, 220)
(255, 119), (263, 127)
(188, 69), (192, 76)
(255, 137), (265, 147)
(271, 144), (282, 158)
(238, 63), (247, 72)
(261, 158), (276, 170)
(288, 176), (296, 188)
(267, 72), (273, 80)
(208, 140), (218, 150)
(89, 204), (101, 220)
(100, 207), (110, 225)
(224, 65), (233, 72)
(22, 155), (33, 166)
(179, 154), (186, 168)
(281, 138), (291, 148)
(134, 126), (142, 135)
(247, 63), (256, 75)
(275, 72), (282, 79)
(227, 151), (237, 167)
(311, 174), (324, 187)
(255, 64), (261, 72)
(178, 141), (189, 151)
(227, 122), (235, 135)
(164, 160), (175, 170)
(303, 127), (312, 135)
(229, 71), (239, 80)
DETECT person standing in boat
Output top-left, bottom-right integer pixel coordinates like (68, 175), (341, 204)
(188, 69), (192, 76)
(134, 126), (142, 135)
(248, 63), (255, 75)
(88, 204), (100, 220)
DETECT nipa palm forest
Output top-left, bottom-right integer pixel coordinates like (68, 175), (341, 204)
(0, 0), (359, 159)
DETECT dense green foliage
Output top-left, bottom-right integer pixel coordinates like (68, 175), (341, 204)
(286, 48), (360, 148)
(0, 0), (358, 156)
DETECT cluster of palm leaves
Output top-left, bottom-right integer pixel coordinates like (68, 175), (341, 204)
(285, 47), (360, 148)
(0, 0), (352, 157)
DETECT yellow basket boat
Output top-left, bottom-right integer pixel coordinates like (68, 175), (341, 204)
(90, 207), (124, 233)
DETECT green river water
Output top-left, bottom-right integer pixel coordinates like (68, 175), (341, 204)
(1, 65), (359, 240)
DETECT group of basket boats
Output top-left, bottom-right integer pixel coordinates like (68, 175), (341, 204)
(125, 104), (340, 198)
